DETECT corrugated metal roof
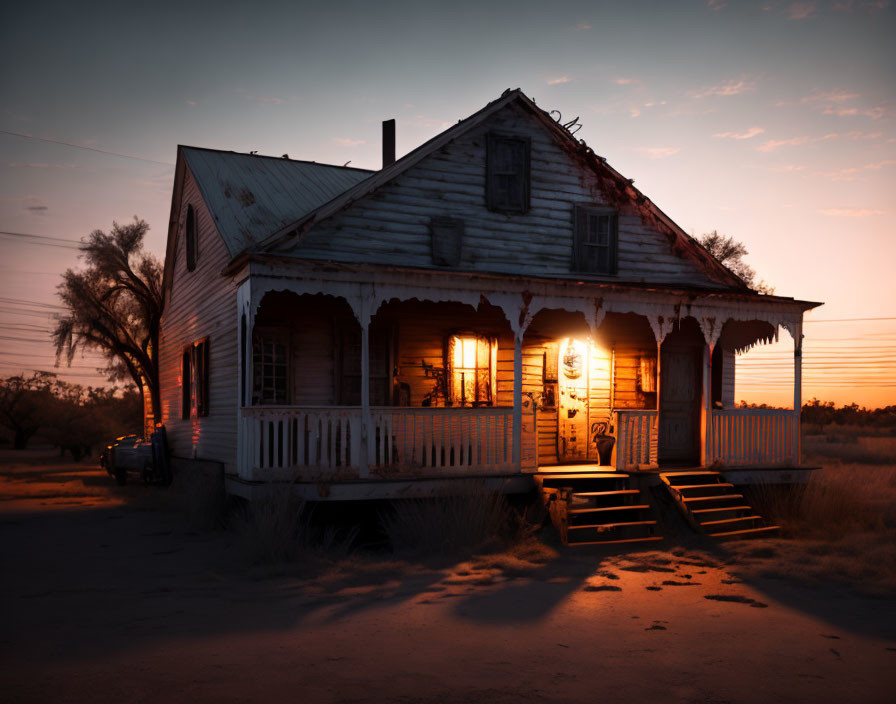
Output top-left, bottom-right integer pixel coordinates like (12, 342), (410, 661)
(181, 147), (373, 256)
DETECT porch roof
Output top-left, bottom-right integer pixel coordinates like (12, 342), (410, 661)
(236, 255), (821, 351)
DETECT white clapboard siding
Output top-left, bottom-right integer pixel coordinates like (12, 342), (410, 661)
(294, 101), (716, 287)
(159, 168), (238, 472)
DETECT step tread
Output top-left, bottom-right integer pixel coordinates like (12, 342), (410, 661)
(681, 494), (743, 503)
(692, 505), (752, 515)
(538, 473), (626, 480)
(699, 515), (762, 527)
(568, 520), (658, 530)
(569, 504), (650, 515)
(672, 483), (735, 491)
(572, 490), (639, 497)
(708, 525), (781, 539)
(660, 471), (721, 477)
(569, 536), (665, 546)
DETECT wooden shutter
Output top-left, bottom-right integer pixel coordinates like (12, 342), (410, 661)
(185, 205), (197, 272)
(430, 216), (464, 267)
(197, 339), (210, 417)
(181, 349), (191, 419)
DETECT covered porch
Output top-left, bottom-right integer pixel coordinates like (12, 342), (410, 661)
(233, 265), (813, 486)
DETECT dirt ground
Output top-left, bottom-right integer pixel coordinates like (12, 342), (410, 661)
(1, 448), (894, 703)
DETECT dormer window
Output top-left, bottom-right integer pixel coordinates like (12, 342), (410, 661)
(185, 204), (198, 271)
(486, 133), (530, 214)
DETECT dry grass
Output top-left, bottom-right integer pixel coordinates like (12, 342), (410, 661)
(233, 489), (358, 566)
(379, 482), (529, 561)
(802, 434), (896, 465)
(734, 432), (896, 595)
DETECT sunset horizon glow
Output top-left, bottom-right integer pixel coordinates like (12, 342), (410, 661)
(2, 0), (893, 408)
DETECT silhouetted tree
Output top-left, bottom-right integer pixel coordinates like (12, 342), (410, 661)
(0, 372), (56, 449)
(699, 231), (775, 294)
(53, 218), (163, 422)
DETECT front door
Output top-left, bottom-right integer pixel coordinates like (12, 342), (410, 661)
(659, 344), (701, 464)
(558, 338), (590, 461)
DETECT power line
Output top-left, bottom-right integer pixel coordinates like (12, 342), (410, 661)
(0, 297), (66, 310)
(1, 129), (175, 167)
(804, 317), (896, 323)
(0, 230), (83, 246)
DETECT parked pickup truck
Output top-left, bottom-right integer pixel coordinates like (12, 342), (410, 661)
(101, 435), (153, 485)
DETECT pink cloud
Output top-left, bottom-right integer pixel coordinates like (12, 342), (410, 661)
(707, 0), (727, 10)
(573, 21), (592, 30)
(801, 89), (860, 103)
(819, 208), (886, 217)
(614, 78), (638, 86)
(690, 78), (756, 98)
(823, 105), (885, 119)
(635, 146), (681, 159)
(756, 133), (838, 152)
(332, 137), (365, 147)
(865, 159), (896, 169)
(547, 76), (572, 85)
(766, 164), (807, 172)
(788, 2), (817, 19)
(714, 126), (765, 140)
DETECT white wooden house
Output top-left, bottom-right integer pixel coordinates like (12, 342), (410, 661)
(159, 89), (820, 509)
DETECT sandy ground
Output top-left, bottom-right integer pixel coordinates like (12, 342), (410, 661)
(1, 449), (894, 704)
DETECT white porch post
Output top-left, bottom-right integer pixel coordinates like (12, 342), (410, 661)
(360, 319), (371, 478)
(700, 343), (713, 467)
(793, 326), (803, 467)
(236, 280), (252, 479)
(512, 333), (522, 468)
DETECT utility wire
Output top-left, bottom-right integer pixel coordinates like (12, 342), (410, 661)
(1, 129), (175, 167)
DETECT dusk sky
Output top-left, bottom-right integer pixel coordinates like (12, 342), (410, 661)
(1, 0), (894, 407)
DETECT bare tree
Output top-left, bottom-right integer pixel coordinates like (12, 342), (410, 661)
(53, 218), (164, 422)
(698, 231), (775, 294)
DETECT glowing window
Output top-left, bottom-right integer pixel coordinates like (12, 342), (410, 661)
(448, 335), (497, 407)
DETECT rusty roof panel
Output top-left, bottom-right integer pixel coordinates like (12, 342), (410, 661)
(181, 146), (372, 256)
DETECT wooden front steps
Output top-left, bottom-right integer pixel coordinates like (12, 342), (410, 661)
(659, 471), (779, 540)
(535, 471), (662, 546)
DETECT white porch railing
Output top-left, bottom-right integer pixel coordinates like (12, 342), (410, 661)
(370, 407), (514, 474)
(239, 405), (515, 479)
(613, 410), (658, 471)
(239, 406), (362, 477)
(711, 408), (798, 467)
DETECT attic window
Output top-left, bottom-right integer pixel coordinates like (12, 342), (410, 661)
(573, 205), (618, 275)
(185, 204), (198, 271)
(486, 133), (530, 214)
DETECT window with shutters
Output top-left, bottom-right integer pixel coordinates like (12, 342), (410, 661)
(185, 204), (198, 271)
(182, 338), (210, 417)
(447, 335), (497, 407)
(573, 206), (618, 274)
(486, 133), (530, 213)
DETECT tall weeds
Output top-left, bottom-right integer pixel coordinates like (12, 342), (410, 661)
(234, 488), (358, 565)
(379, 482), (520, 560)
